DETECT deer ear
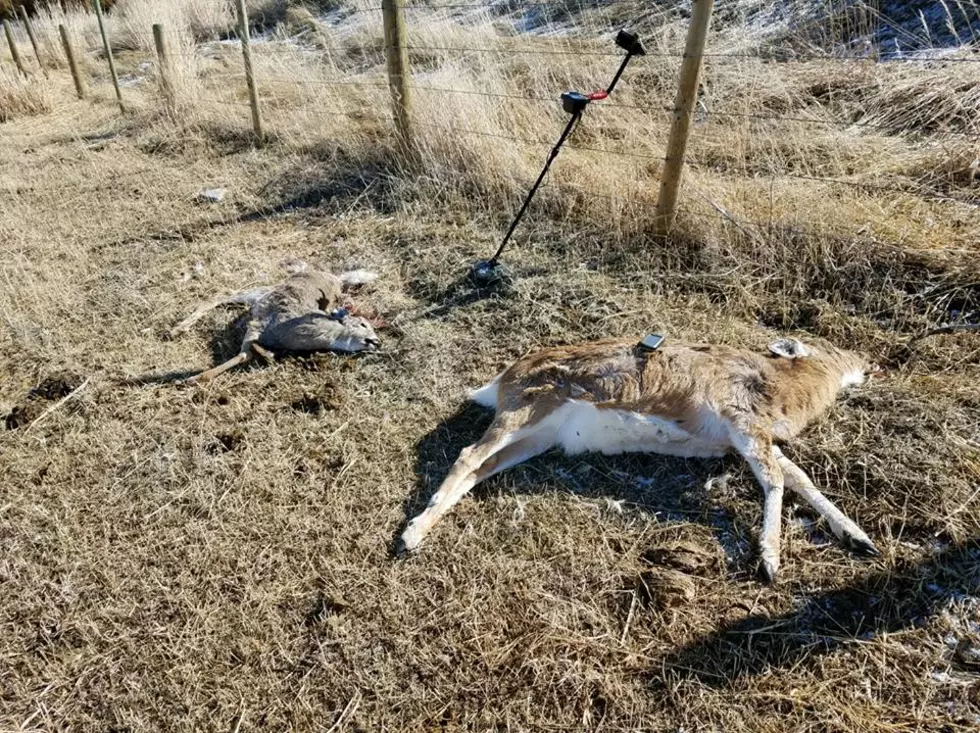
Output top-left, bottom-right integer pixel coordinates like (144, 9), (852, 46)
(317, 289), (332, 311)
(768, 338), (810, 359)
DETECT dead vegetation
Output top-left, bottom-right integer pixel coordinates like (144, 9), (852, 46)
(0, 64), (52, 121)
(0, 0), (978, 730)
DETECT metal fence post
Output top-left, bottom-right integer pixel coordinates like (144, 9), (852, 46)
(93, 0), (125, 113)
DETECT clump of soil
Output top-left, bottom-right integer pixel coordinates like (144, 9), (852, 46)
(4, 372), (85, 430)
(642, 540), (725, 578)
(287, 378), (344, 415)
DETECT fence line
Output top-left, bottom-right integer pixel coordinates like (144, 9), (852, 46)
(0, 161), (951, 252)
(411, 119), (670, 160)
(410, 119), (978, 208)
(351, 1), (634, 10)
(6, 4), (977, 247)
(92, 54), (980, 209)
(173, 71), (980, 137)
(385, 43), (980, 64)
(536, 180), (937, 255)
(167, 41), (980, 65)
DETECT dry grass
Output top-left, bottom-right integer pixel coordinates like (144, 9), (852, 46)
(0, 64), (53, 121)
(1, 1), (979, 731)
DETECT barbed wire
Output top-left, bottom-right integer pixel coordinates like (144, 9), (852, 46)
(404, 1), (628, 8)
(777, 171), (979, 207)
(202, 74), (390, 89)
(3, 160), (953, 254)
(165, 68), (979, 139)
(167, 67), (978, 137)
(31, 4), (980, 241)
(388, 42), (980, 64)
(412, 119), (663, 159)
(534, 180), (937, 253)
(344, 1), (633, 11)
(692, 108), (979, 138)
(182, 96), (255, 107)
(118, 67), (980, 206)
(169, 39), (980, 65)
(154, 71), (980, 206)
(409, 120), (978, 207)
(700, 49), (980, 64)
(412, 84), (567, 104)
(402, 43), (625, 57)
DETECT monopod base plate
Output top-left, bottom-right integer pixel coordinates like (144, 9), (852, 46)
(468, 260), (512, 286)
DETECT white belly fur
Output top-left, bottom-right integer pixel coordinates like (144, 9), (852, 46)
(550, 400), (729, 459)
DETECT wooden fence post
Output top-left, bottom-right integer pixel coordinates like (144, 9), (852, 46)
(152, 23), (176, 113)
(235, 0), (264, 141)
(17, 6), (46, 75)
(382, 0), (413, 154)
(93, 0), (124, 113)
(654, 0), (715, 235)
(59, 24), (85, 99)
(3, 18), (28, 76)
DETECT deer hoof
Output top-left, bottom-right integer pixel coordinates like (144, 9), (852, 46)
(397, 523), (425, 556)
(847, 535), (880, 558)
(759, 554), (780, 584)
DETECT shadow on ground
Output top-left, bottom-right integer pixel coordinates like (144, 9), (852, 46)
(651, 538), (980, 688)
(402, 275), (517, 322)
(108, 155), (398, 249)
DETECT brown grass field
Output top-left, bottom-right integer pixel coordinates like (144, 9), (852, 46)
(1, 1), (979, 730)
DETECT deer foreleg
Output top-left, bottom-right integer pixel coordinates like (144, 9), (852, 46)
(183, 351), (251, 384)
(730, 426), (785, 582)
(772, 446), (877, 556)
(399, 422), (553, 553)
(169, 287), (270, 338)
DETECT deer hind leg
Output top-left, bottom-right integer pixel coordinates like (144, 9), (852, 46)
(169, 296), (227, 338)
(183, 351), (250, 383)
(169, 287), (269, 338)
(399, 417), (555, 553)
(729, 424), (785, 582)
(250, 342), (276, 363)
(772, 446), (878, 556)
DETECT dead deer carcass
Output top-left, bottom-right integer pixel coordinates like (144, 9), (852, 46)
(171, 268), (380, 383)
(400, 336), (878, 581)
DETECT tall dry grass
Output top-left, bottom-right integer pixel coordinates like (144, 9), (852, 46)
(6, 0), (979, 257)
(28, 3), (104, 66)
(0, 64), (53, 121)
